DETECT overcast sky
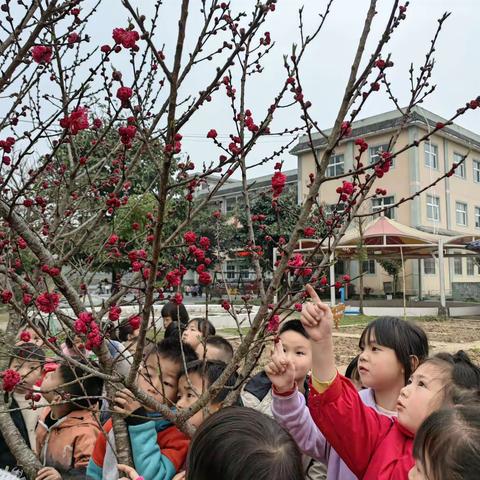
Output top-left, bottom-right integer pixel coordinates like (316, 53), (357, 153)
(86, 1), (480, 178)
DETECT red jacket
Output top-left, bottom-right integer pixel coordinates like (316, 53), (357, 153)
(308, 374), (414, 480)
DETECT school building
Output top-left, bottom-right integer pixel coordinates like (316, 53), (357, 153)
(290, 106), (480, 301)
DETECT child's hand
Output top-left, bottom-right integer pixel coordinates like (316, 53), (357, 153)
(114, 388), (142, 416)
(301, 284), (334, 343)
(118, 464), (141, 480)
(35, 467), (62, 480)
(265, 339), (296, 394)
(173, 472), (186, 480)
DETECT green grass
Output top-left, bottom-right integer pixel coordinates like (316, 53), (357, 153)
(217, 327), (250, 337)
(338, 314), (373, 327)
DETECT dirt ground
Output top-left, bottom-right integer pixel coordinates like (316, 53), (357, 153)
(339, 319), (480, 344)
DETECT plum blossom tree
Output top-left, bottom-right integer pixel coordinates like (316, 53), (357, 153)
(0, 0), (477, 478)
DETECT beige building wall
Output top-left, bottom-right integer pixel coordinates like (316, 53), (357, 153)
(296, 122), (480, 299)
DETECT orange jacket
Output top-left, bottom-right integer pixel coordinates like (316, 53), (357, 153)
(36, 407), (101, 472)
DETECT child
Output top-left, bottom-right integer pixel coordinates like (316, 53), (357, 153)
(87, 337), (198, 480)
(17, 321), (47, 347)
(410, 400), (480, 480)
(161, 302), (189, 330)
(36, 360), (104, 479)
(243, 320), (326, 479)
(296, 284), (480, 480)
(268, 315), (429, 480)
(201, 336), (234, 363)
(181, 318), (216, 352)
(242, 320), (312, 417)
(0, 344), (45, 470)
(176, 360), (238, 428)
(61, 335), (93, 359)
(185, 406), (304, 480)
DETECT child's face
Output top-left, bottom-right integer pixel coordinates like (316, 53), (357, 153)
(182, 322), (202, 349)
(40, 368), (63, 403)
(163, 316), (173, 329)
(9, 358), (42, 389)
(279, 330), (312, 384)
(408, 459), (429, 480)
(17, 328), (44, 347)
(396, 362), (446, 434)
(137, 353), (180, 410)
(358, 333), (405, 391)
(176, 372), (215, 429)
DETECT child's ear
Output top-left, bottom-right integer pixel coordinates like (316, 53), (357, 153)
(409, 355), (420, 372)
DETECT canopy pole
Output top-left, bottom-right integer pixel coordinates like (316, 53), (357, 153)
(329, 252), (336, 306)
(400, 246), (406, 320)
(438, 239), (447, 314)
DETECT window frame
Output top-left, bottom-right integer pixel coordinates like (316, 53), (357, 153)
(453, 152), (466, 179)
(424, 143), (438, 169)
(426, 194), (440, 222)
(453, 257), (463, 276)
(423, 258), (436, 275)
(473, 159), (480, 183)
(369, 144), (393, 167)
(475, 206), (480, 229)
(362, 259), (376, 275)
(467, 257), (475, 276)
(326, 154), (345, 177)
(372, 195), (395, 219)
(455, 201), (468, 227)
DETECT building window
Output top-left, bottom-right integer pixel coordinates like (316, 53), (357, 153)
(226, 197), (237, 213)
(474, 160), (480, 183)
(326, 154), (344, 177)
(475, 207), (480, 228)
(424, 143), (438, 169)
(455, 202), (468, 226)
(423, 258), (436, 275)
(453, 153), (466, 179)
(372, 196), (395, 219)
(362, 260), (376, 274)
(454, 257), (463, 275)
(334, 260), (345, 276)
(467, 257), (475, 276)
(369, 144), (393, 167)
(426, 195), (440, 221)
(326, 203), (346, 215)
(226, 262), (236, 280)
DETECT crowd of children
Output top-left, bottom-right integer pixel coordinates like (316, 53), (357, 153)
(1, 290), (479, 480)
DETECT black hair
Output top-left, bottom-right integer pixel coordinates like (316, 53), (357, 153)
(345, 354), (360, 380)
(279, 319), (309, 339)
(161, 301), (190, 327)
(188, 318), (216, 337)
(19, 320), (47, 337)
(181, 360), (238, 404)
(154, 336), (198, 367)
(359, 316), (429, 384)
(186, 406), (304, 480)
(116, 322), (135, 342)
(424, 351), (480, 391)
(57, 361), (104, 409)
(164, 321), (185, 341)
(11, 343), (45, 364)
(205, 336), (234, 363)
(414, 401), (480, 480)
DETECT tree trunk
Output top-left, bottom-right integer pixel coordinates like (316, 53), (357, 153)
(359, 261), (364, 315)
(358, 220), (364, 315)
(0, 312), (42, 479)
